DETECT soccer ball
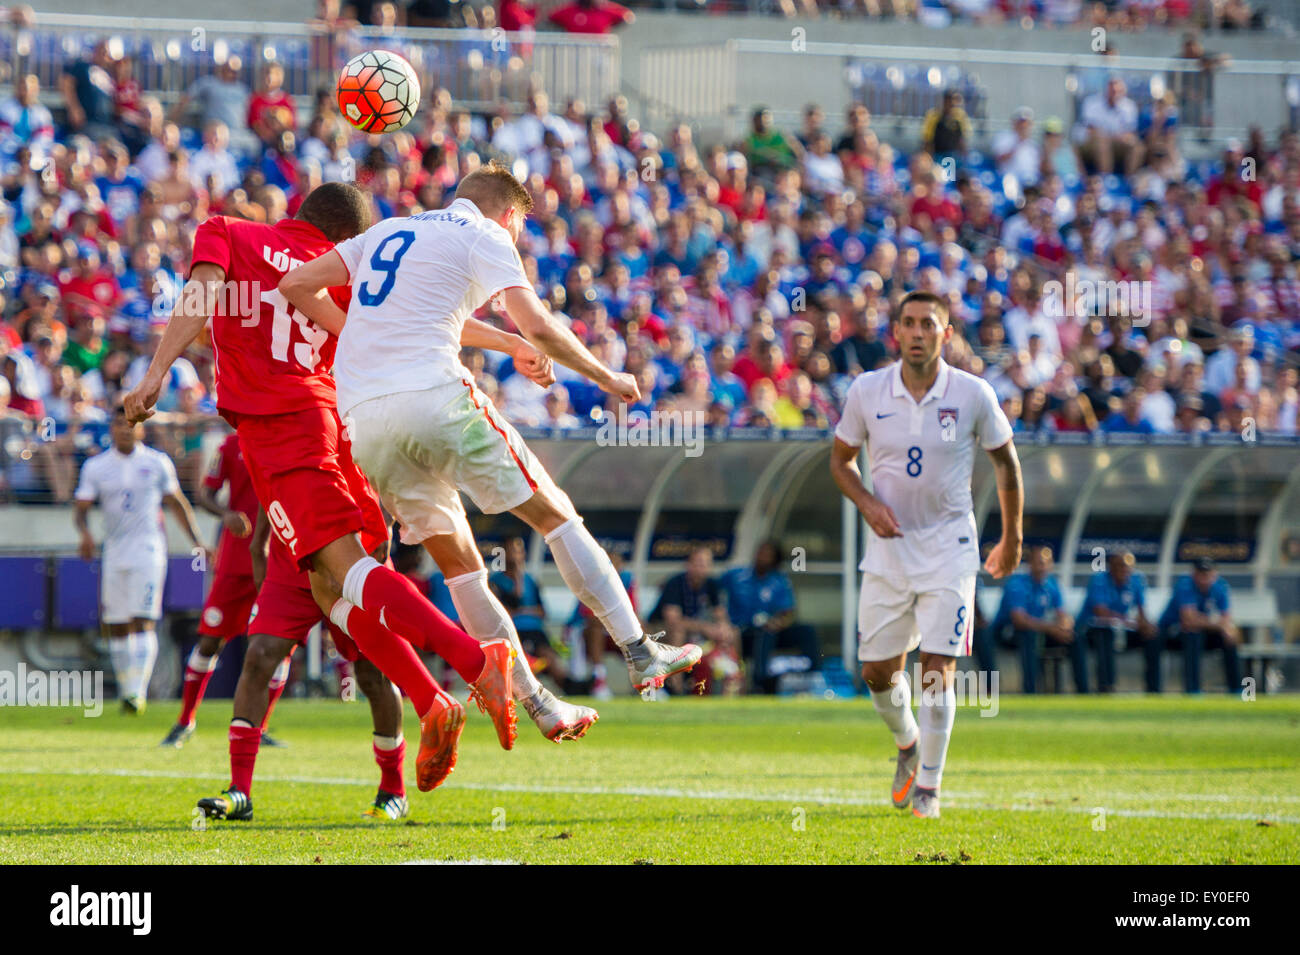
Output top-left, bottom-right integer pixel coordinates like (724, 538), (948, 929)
(336, 50), (420, 134)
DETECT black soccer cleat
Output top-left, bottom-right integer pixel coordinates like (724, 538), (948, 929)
(260, 730), (287, 748)
(197, 788), (253, 821)
(160, 723), (195, 748)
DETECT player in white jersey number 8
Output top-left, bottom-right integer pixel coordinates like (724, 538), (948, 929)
(830, 291), (1023, 819)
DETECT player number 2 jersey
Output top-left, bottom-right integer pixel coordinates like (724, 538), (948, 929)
(190, 215), (352, 417)
(834, 359), (1014, 587)
(331, 197), (531, 416)
(75, 446), (180, 566)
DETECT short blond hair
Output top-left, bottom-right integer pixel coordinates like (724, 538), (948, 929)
(454, 160), (533, 219)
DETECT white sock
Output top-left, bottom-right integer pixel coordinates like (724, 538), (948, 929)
(445, 569), (541, 698)
(186, 646), (218, 673)
(593, 662), (607, 681)
(871, 672), (920, 749)
(916, 682), (957, 792)
(373, 733), (403, 750)
(329, 598), (354, 635)
(128, 630), (159, 702)
(108, 635), (132, 698)
(269, 656), (291, 691)
(544, 517), (641, 646)
(342, 556), (381, 611)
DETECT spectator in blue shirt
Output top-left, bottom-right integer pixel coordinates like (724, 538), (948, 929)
(1000, 545), (1079, 693)
(1156, 557), (1241, 694)
(722, 539), (821, 694)
(1080, 549), (1157, 693)
(1099, 388), (1157, 434)
(489, 536), (565, 685)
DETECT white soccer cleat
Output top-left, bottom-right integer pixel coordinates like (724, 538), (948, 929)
(522, 688), (599, 742)
(911, 787), (941, 819)
(623, 632), (702, 693)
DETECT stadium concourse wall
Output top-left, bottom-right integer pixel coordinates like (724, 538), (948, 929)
(3, 433), (1297, 693)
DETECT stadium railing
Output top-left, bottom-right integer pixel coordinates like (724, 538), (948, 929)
(12, 13), (621, 115)
(635, 37), (1300, 142)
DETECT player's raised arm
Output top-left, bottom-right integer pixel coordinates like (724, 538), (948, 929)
(277, 250), (352, 336)
(982, 439), (1023, 579)
(499, 285), (637, 402)
(122, 261), (226, 424)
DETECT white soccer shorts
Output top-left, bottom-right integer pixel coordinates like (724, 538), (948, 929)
(347, 377), (556, 544)
(857, 571), (977, 661)
(101, 556), (167, 625)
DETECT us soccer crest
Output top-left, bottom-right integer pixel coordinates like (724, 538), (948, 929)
(938, 407), (959, 428)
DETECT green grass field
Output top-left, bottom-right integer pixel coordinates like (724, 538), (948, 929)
(1, 694), (1297, 864)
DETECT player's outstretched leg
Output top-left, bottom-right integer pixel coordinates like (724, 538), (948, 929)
(437, 538), (597, 742)
(514, 487), (702, 693)
(355, 657), (409, 819)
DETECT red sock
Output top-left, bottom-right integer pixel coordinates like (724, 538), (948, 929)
(178, 658), (216, 727)
(358, 565), (486, 683)
(261, 682), (286, 732)
(229, 723), (262, 795)
(373, 737), (406, 797)
(341, 604), (436, 717)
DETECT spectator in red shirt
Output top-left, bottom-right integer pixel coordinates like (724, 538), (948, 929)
(548, 0), (634, 34)
(498, 0), (536, 31)
(248, 62), (296, 148)
(1206, 141), (1263, 211)
(58, 243), (121, 322)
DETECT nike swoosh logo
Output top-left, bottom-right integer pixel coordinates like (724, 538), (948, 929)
(948, 637), (963, 645)
(922, 764), (940, 771)
(875, 412), (896, 419)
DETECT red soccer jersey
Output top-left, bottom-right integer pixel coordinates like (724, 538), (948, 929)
(189, 215), (351, 417)
(204, 432), (261, 579)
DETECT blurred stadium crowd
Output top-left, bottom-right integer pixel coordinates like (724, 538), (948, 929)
(1, 5), (1298, 504)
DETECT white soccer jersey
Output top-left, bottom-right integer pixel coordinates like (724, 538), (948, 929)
(331, 198), (531, 417)
(75, 445), (179, 567)
(834, 359), (1014, 589)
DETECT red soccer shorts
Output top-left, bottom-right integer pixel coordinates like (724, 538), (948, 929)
(230, 405), (389, 572)
(197, 572), (258, 639)
(247, 575), (359, 662)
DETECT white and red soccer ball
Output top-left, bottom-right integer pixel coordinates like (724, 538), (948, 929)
(336, 49), (420, 134)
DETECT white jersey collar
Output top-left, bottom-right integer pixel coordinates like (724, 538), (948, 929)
(448, 197), (485, 220)
(889, 358), (951, 405)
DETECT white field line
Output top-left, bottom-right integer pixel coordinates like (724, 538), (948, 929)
(4, 766), (1298, 824)
(399, 859), (520, 865)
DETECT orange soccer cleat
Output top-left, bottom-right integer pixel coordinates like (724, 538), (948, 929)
(468, 639), (517, 751)
(415, 686), (466, 792)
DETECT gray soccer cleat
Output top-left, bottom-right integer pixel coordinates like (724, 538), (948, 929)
(160, 722), (195, 748)
(911, 786), (941, 819)
(521, 687), (599, 742)
(891, 742), (920, 809)
(622, 632), (703, 692)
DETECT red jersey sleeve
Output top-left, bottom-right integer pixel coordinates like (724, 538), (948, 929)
(190, 216), (233, 278)
(202, 443), (227, 492)
(328, 284), (352, 312)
